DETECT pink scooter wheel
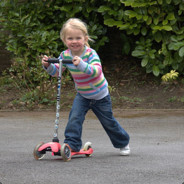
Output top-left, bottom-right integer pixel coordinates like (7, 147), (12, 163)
(60, 143), (71, 162)
(33, 142), (45, 160)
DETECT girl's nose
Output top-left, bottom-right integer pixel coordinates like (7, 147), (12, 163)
(72, 39), (77, 43)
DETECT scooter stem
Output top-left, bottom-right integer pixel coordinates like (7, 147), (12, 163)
(53, 59), (63, 142)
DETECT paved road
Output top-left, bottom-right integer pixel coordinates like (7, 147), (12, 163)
(0, 110), (184, 184)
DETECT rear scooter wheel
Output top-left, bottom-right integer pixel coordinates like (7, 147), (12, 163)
(33, 142), (45, 160)
(60, 143), (71, 162)
(83, 142), (92, 157)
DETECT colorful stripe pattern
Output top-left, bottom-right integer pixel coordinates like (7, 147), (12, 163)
(46, 46), (109, 100)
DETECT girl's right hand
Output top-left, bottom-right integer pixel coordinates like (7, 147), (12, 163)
(42, 55), (50, 68)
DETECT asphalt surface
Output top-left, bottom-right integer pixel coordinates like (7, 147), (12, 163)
(0, 110), (184, 184)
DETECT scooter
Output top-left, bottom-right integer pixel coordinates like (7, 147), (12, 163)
(33, 58), (93, 161)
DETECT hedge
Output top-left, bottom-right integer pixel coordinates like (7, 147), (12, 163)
(0, 0), (183, 106)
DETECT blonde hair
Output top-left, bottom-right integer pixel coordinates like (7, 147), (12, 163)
(60, 18), (93, 47)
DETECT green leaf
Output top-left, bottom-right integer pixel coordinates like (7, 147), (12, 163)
(118, 23), (130, 30)
(166, 55), (174, 65)
(104, 18), (115, 27)
(149, 50), (156, 59)
(179, 4), (184, 10)
(178, 10), (182, 16)
(132, 50), (146, 57)
(152, 25), (172, 31)
(173, 0), (180, 5)
(174, 52), (183, 63)
(166, 0), (171, 4)
(148, 7), (153, 14)
(122, 42), (131, 55)
(60, 5), (72, 12)
(170, 35), (178, 42)
(141, 27), (147, 36)
(136, 14), (142, 20)
(158, 0), (163, 4)
(98, 6), (110, 13)
(124, 10), (137, 18)
(146, 17), (152, 25)
(141, 57), (148, 67)
(143, 15), (148, 21)
(42, 98), (49, 103)
(166, 13), (175, 20)
(179, 46), (184, 57)
(162, 20), (168, 25)
(152, 65), (160, 76)
(153, 17), (159, 25)
(134, 28), (140, 35)
(154, 32), (162, 43)
(168, 42), (184, 50)
(118, 10), (124, 20)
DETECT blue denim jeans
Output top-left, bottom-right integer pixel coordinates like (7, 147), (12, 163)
(64, 93), (130, 151)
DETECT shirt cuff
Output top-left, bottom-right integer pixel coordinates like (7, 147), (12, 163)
(43, 64), (57, 76)
(77, 59), (88, 72)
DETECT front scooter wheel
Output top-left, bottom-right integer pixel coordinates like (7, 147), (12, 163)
(33, 142), (45, 160)
(60, 143), (71, 162)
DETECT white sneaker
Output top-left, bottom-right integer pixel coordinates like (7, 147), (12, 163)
(120, 144), (130, 156)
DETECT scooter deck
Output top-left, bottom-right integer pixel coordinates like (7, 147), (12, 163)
(71, 148), (93, 156)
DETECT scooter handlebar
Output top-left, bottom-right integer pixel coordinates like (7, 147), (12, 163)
(47, 58), (73, 64)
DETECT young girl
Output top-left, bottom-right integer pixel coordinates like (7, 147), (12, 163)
(42, 18), (130, 155)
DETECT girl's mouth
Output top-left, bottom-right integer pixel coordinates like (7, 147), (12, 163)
(71, 45), (80, 49)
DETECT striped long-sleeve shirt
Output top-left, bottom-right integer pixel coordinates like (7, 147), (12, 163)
(45, 46), (109, 100)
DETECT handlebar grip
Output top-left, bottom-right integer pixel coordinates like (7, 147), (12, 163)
(47, 58), (73, 64)
(47, 58), (59, 63)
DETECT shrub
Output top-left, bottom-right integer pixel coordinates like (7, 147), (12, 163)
(98, 0), (184, 77)
(0, 0), (183, 108)
(0, 0), (108, 107)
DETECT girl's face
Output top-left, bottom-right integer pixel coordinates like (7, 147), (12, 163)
(64, 28), (88, 56)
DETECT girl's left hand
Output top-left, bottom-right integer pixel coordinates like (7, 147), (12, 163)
(73, 56), (81, 66)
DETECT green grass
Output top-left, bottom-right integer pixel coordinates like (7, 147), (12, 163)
(120, 96), (143, 104)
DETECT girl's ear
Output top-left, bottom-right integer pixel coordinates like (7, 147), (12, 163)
(85, 36), (89, 43)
